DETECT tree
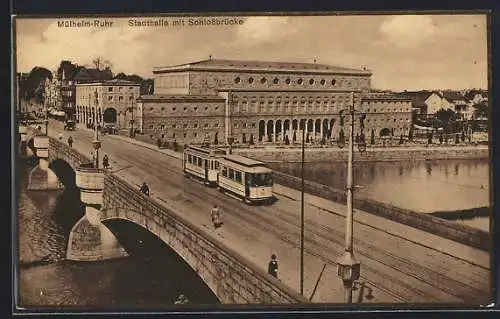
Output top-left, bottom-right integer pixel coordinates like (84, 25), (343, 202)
(473, 102), (488, 119)
(20, 67), (52, 103)
(435, 108), (457, 125)
(92, 56), (112, 70)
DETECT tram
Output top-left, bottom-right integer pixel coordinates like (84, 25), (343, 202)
(217, 154), (274, 204)
(182, 146), (226, 185)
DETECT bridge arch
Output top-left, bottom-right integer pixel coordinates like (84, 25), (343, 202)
(100, 209), (221, 302)
(48, 158), (76, 188)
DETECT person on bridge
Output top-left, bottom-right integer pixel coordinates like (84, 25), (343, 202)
(140, 182), (150, 196)
(67, 136), (73, 148)
(210, 205), (221, 229)
(102, 154), (109, 169)
(268, 254), (279, 279)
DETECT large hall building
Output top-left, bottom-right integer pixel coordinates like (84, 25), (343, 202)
(136, 59), (412, 145)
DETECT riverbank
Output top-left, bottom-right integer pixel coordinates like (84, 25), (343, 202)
(233, 144), (489, 163)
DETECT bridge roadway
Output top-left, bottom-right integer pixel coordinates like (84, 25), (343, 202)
(46, 120), (490, 304)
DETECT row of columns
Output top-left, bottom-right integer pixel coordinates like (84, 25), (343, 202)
(259, 118), (337, 142)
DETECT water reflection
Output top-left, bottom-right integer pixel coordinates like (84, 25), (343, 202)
(17, 162), (219, 309)
(270, 159), (490, 213)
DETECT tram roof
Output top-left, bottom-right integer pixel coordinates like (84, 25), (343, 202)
(186, 145), (226, 155)
(220, 154), (272, 173)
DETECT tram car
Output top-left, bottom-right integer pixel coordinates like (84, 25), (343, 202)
(217, 154), (274, 204)
(182, 146), (226, 185)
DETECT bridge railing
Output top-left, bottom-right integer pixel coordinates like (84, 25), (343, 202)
(272, 170), (491, 252)
(102, 173), (308, 304)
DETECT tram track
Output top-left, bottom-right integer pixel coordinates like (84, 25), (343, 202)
(62, 129), (490, 304)
(108, 146), (461, 303)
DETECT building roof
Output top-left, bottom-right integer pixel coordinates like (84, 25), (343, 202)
(153, 59), (372, 75)
(439, 91), (469, 103)
(362, 93), (412, 101)
(464, 89), (488, 100)
(73, 67), (113, 82)
(137, 94), (225, 102)
(393, 91), (434, 108)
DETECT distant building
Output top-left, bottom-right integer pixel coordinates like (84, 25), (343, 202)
(137, 59), (412, 145)
(75, 79), (141, 129)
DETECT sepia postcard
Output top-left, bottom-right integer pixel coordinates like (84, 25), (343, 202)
(12, 13), (493, 313)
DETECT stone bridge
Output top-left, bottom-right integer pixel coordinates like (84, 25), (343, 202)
(22, 130), (307, 304)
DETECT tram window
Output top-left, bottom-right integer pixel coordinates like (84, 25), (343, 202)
(250, 173), (273, 187)
(198, 158), (203, 166)
(215, 162), (219, 169)
(222, 166), (228, 177)
(188, 154), (192, 163)
(229, 168), (235, 180)
(235, 171), (242, 183)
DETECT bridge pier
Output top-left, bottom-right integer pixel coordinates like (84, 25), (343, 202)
(27, 136), (62, 191)
(66, 166), (128, 261)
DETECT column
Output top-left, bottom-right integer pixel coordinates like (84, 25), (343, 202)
(281, 120), (285, 142)
(312, 120), (316, 142)
(264, 120), (268, 142)
(272, 121), (276, 143)
(320, 120), (324, 140)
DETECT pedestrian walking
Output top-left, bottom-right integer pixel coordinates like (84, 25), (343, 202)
(102, 154), (109, 169)
(268, 254), (279, 278)
(210, 205), (221, 229)
(140, 182), (150, 196)
(67, 136), (73, 147)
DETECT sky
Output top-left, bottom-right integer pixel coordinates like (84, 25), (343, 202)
(14, 14), (488, 91)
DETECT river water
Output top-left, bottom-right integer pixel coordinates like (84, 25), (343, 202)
(269, 159), (491, 232)
(16, 162), (218, 310)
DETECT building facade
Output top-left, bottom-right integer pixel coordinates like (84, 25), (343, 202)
(75, 79), (141, 129)
(139, 59), (412, 145)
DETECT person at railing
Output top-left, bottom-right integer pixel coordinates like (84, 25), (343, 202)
(140, 182), (150, 196)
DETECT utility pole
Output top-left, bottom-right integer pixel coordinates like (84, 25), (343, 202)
(336, 92), (361, 304)
(300, 124), (305, 295)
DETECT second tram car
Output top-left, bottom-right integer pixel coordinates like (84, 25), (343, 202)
(183, 146), (226, 185)
(217, 154), (274, 204)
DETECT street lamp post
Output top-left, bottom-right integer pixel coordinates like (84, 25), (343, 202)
(336, 92), (363, 304)
(300, 125), (305, 295)
(92, 90), (101, 168)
